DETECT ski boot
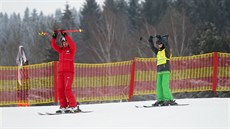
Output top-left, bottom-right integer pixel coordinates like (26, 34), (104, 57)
(65, 106), (82, 113)
(152, 101), (164, 106)
(56, 107), (67, 114)
(162, 100), (178, 106)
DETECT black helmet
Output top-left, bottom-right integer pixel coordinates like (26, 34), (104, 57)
(156, 40), (162, 45)
(156, 35), (162, 45)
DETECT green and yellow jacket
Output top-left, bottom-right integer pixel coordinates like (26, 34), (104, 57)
(148, 38), (171, 72)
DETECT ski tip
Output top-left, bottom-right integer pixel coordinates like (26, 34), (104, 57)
(38, 112), (46, 115)
(80, 110), (93, 113)
(135, 105), (144, 108)
(38, 32), (48, 36)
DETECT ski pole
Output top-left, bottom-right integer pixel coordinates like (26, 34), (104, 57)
(61, 29), (83, 33)
(38, 29), (83, 36)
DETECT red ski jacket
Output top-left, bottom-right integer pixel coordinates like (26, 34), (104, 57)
(51, 34), (76, 73)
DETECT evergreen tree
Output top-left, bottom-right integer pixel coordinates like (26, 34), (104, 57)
(116, 0), (129, 14)
(80, 0), (101, 40)
(104, 0), (117, 11)
(174, 0), (229, 33)
(141, 0), (169, 25)
(4, 13), (22, 65)
(78, 0), (102, 63)
(173, 0), (230, 55)
(23, 8), (30, 22)
(128, 0), (142, 32)
(31, 9), (38, 21)
(61, 3), (76, 30)
(190, 22), (230, 54)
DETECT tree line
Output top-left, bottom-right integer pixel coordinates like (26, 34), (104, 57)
(0, 0), (230, 66)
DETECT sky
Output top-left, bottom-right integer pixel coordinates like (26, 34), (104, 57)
(0, 0), (105, 16)
(1, 98), (230, 129)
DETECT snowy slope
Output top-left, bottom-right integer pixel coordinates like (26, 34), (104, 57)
(0, 98), (229, 129)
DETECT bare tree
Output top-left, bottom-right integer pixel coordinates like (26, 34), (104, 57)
(136, 21), (157, 58)
(157, 7), (194, 56)
(96, 4), (131, 62)
(81, 0), (134, 63)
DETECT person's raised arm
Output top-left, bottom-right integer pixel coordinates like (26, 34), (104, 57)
(148, 36), (158, 55)
(51, 31), (62, 53)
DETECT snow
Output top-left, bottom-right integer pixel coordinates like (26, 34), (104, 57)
(0, 98), (229, 129)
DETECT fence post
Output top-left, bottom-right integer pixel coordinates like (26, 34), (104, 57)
(212, 52), (218, 96)
(128, 58), (136, 101)
(53, 61), (58, 104)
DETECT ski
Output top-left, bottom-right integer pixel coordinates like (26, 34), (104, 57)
(135, 104), (189, 108)
(38, 110), (93, 115)
(38, 29), (83, 36)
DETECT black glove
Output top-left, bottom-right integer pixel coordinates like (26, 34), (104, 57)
(140, 37), (143, 41)
(148, 35), (154, 42)
(52, 31), (58, 39)
(156, 35), (161, 39)
(60, 30), (67, 37)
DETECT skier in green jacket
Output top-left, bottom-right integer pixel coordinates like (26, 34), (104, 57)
(148, 35), (177, 106)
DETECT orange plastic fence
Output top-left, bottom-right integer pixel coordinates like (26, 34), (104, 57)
(133, 53), (214, 97)
(73, 61), (132, 102)
(217, 53), (230, 91)
(0, 62), (54, 106)
(0, 52), (229, 106)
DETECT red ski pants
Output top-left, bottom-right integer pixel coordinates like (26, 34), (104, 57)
(57, 72), (77, 108)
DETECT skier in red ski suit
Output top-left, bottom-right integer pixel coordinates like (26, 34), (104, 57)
(51, 30), (80, 113)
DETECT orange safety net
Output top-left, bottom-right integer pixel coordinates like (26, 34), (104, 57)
(133, 53), (214, 96)
(217, 53), (230, 91)
(0, 52), (230, 106)
(72, 61), (132, 102)
(0, 62), (54, 106)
